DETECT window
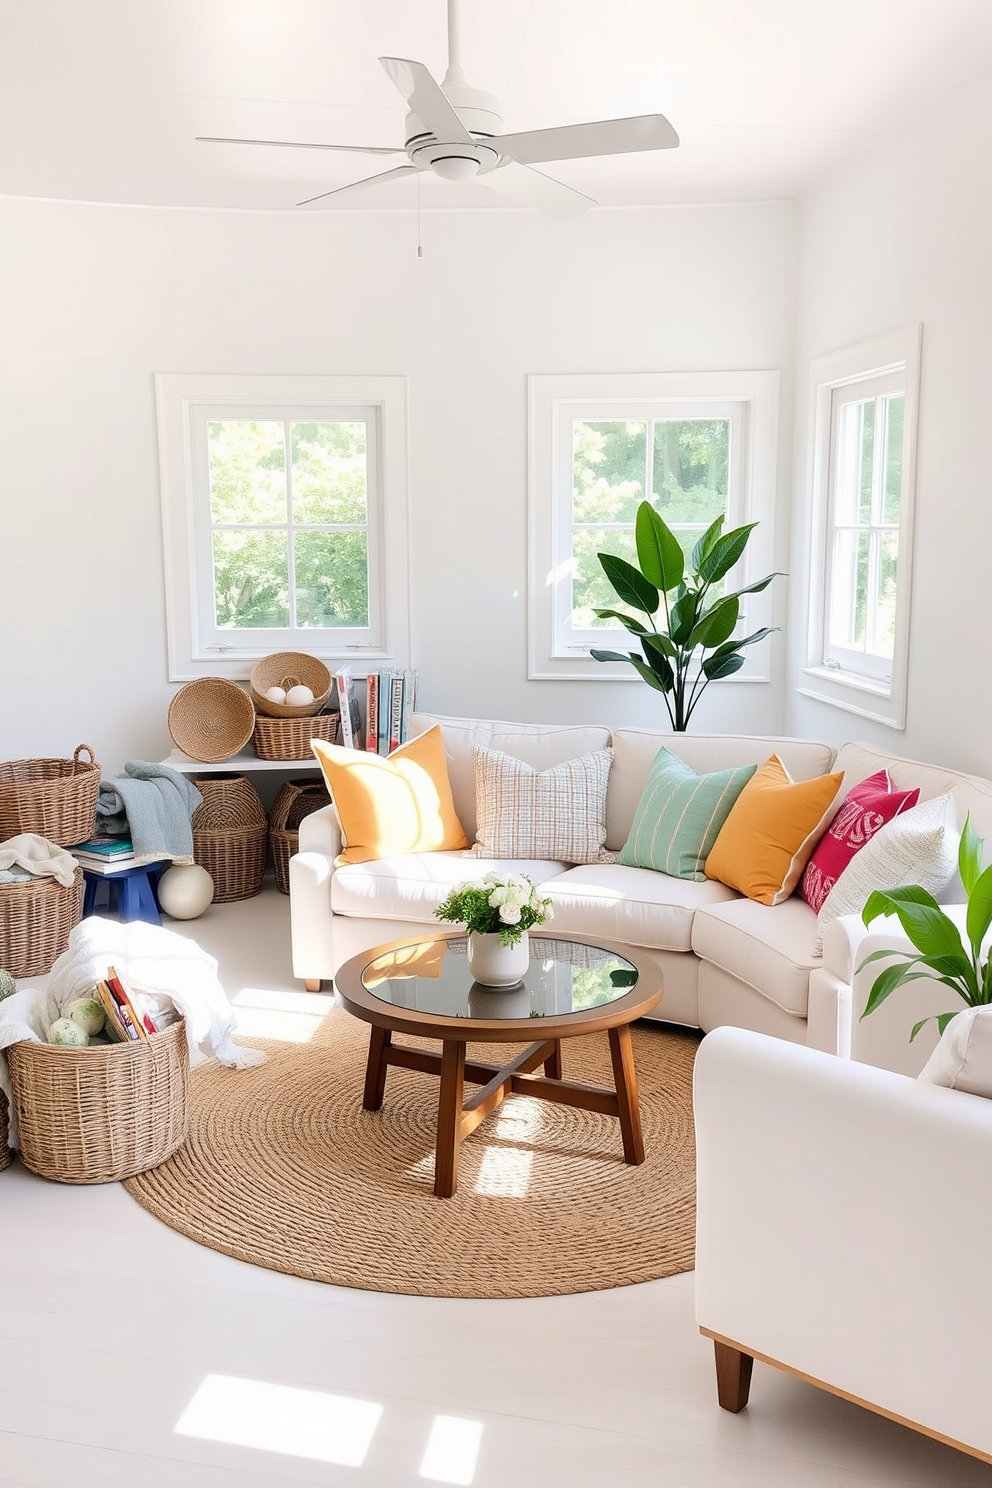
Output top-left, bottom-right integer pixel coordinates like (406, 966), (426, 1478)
(801, 328), (921, 728)
(157, 375), (409, 681)
(528, 373), (780, 680)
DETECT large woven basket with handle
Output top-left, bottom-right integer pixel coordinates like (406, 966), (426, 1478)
(0, 745), (99, 846)
(7, 1017), (189, 1184)
(250, 652), (332, 719)
(192, 775), (268, 902)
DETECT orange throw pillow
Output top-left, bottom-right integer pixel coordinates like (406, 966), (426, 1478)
(704, 754), (844, 906)
(311, 725), (469, 866)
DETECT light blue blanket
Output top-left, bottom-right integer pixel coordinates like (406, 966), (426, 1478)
(96, 761), (202, 866)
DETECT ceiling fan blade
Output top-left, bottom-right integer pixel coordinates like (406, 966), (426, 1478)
(495, 114), (679, 165)
(379, 56), (474, 144)
(482, 162), (595, 220)
(197, 136), (401, 156)
(297, 164), (419, 207)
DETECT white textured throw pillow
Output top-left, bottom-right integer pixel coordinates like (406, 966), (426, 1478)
(918, 1007), (992, 1099)
(813, 792), (959, 955)
(472, 745), (613, 864)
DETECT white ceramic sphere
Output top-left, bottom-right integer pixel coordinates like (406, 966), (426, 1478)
(158, 864), (214, 920)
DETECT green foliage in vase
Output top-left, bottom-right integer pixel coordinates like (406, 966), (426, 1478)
(590, 500), (779, 731)
(859, 815), (992, 1042)
(435, 873), (552, 948)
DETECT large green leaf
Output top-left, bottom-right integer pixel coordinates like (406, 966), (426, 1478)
(734, 626), (778, 650)
(959, 813), (983, 897)
(702, 651), (746, 680)
(669, 592), (699, 646)
(689, 595), (740, 649)
(598, 553), (659, 615)
(861, 889), (970, 965)
(691, 516), (724, 572)
(628, 654), (671, 693)
(727, 572), (781, 599)
(592, 608), (649, 635)
(911, 1011), (962, 1043)
(863, 884), (942, 924)
(635, 502), (684, 592)
(641, 630), (676, 659)
(641, 636), (676, 688)
(696, 522), (758, 586)
(589, 648), (633, 664)
(966, 863), (992, 959)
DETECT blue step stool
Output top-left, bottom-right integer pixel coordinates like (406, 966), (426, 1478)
(82, 862), (166, 926)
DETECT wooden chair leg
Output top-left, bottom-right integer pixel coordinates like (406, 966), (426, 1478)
(303, 978), (322, 992)
(713, 1340), (754, 1413)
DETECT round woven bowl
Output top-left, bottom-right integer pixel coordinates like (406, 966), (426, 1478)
(168, 679), (256, 762)
(250, 653), (332, 719)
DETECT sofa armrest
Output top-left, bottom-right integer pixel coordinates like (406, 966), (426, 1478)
(289, 851), (336, 983)
(694, 1026), (992, 1458)
(298, 802), (342, 860)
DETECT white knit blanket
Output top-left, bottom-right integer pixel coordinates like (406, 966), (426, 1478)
(0, 833), (77, 886)
(0, 917), (266, 1148)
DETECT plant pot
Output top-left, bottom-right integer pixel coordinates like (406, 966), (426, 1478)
(466, 930), (529, 988)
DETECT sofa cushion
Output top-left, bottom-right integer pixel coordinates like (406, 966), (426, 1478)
(545, 863), (738, 953)
(618, 748), (756, 880)
(407, 713), (612, 844)
(471, 745), (613, 864)
(691, 896), (820, 1016)
(330, 852), (567, 923)
(800, 768), (920, 913)
(918, 1007), (992, 1098)
(606, 731), (837, 852)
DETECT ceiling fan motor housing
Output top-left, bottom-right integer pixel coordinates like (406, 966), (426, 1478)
(406, 81), (504, 178)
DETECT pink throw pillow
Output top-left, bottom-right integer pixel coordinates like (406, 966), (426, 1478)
(801, 769), (920, 913)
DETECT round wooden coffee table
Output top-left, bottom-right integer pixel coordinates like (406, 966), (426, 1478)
(334, 932), (663, 1198)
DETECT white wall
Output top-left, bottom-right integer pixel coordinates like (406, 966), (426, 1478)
(0, 197), (797, 774)
(787, 63), (992, 776)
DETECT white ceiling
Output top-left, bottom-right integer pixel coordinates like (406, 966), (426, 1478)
(3, 0), (992, 212)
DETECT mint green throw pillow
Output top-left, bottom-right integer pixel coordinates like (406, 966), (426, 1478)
(618, 749), (757, 881)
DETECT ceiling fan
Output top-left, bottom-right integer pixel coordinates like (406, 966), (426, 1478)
(196, 0), (679, 218)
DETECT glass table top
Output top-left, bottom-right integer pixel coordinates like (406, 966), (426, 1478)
(361, 936), (638, 1022)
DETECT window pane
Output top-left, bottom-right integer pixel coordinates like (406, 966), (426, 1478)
(829, 529), (869, 651)
(571, 527), (638, 628)
(652, 420), (728, 526)
(291, 421), (368, 525)
(208, 421), (286, 525)
(212, 530), (289, 628)
(882, 395), (904, 525)
(295, 531), (369, 627)
(874, 531), (898, 659)
(835, 400), (874, 526)
(572, 421), (645, 525)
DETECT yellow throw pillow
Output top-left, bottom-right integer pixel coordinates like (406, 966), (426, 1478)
(704, 754), (844, 906)
(311, 725), (470, 866)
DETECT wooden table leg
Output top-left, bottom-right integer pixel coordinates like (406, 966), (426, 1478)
(608, 1023), (645, 1165)
(434, 1039), (466, 1198)
(363, 1025), (392, 1111)
(714, 1340), (754, 1413)
(543, 1040), (562, 1080)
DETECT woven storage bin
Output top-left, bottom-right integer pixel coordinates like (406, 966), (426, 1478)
(269, 779), (332, 894)
(192, 774), (267, 902)
(250, 652), (332, 719)
(0, 744), (99, 846)
(0, 1090), (10, 1172)
(7, 1017), (189, 1185)
(0, 869), (83, 978)
(253, 712), (339, 761)
(168, 679), (256, 763)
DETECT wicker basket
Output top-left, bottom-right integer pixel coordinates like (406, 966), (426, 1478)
(0, 745), (99, 847)
(253, 712), (339, 761)
(269, 779), (332, 893)
(250, 653), (332, 719)
(0, 869), (83, 978)
(0, 1090), (10, 1173)
(168, 679), (256, 763)
(192, 775), (267, 902)
(7, 1017), (189, 1185)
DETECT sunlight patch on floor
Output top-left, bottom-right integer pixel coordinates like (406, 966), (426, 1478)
(419, 1415), (484, 1485)
(473, 1145), (533, 1198)
(230, 986), (336, 1043)
(174, 1373), (382, 1466)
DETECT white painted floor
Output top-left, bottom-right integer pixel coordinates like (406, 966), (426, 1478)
(2, 884), (990, 1488)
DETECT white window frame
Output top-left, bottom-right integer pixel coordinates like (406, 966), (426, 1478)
(528, 372), (780, 681)
(156, 373), (410, 682)
(800, 327), (922, 729)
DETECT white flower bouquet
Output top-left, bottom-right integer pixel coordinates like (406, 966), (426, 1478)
(435, 872), (553, 947)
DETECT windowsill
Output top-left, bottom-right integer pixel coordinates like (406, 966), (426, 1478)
(801, 665), (891, 699)
(798, 665), (905, 729)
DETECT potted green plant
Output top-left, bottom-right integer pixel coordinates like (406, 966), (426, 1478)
(435, 873), (552, 988)
(859, 816), (991, 1042)
(589, 500), (779, 731)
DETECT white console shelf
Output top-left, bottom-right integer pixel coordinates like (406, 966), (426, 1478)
(162, 749), (321, 775)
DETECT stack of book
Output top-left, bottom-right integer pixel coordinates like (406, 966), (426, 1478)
(95, 964), (159, 1042)
(363, 669), (420, 754)
(71, 837), (136, 875)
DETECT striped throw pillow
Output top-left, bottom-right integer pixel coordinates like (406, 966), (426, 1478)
(619, 748), (757, 881)
(471, 746), (613, 864)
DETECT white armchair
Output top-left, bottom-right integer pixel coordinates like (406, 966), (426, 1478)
(693, 1026), (992, 1466)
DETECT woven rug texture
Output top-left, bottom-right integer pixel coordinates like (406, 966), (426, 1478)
(125, 1008), (699, 1299)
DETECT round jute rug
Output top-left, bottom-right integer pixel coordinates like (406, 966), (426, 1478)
(124, 1008), (699, 1299)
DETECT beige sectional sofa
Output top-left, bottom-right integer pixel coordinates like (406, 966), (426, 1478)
(289, 712), (992, 1060)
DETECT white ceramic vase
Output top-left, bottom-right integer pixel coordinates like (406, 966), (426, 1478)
(466, 930), (530, 988)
